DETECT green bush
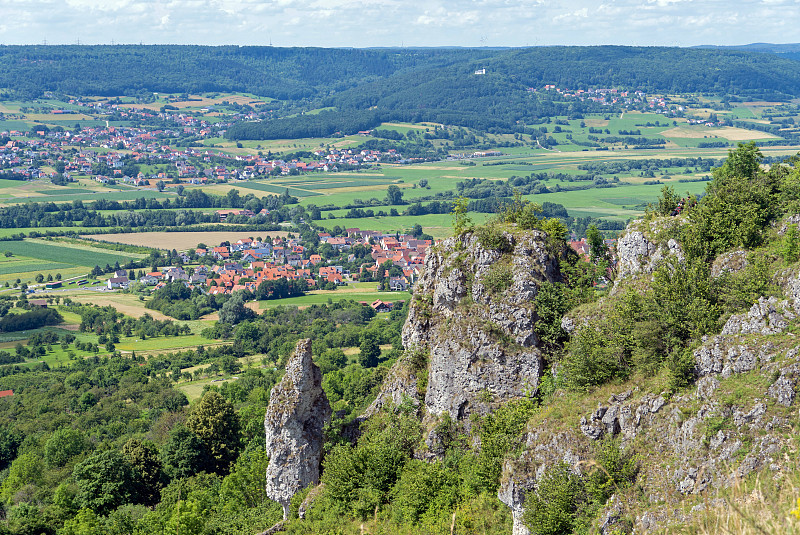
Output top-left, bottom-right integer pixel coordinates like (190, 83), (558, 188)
(483, 262), (513, 294)
(523, 462), (585, 535)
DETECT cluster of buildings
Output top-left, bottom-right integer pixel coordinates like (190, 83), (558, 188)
(533, 86), (649, 106)
(120, 229), (435, 297)
(1, 123), (406, 185)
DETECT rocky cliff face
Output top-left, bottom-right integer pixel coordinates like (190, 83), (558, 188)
(499, 218), (800, 533)
(395, 229), (561, 421)
(264, 339), (331, 519)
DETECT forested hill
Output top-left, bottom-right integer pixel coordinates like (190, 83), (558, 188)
(2, 45), (799, 102)
(228, 46), (800, 139)
(0, 45), (488, 100)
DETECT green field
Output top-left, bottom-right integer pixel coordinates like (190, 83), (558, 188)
(260, 285), (410, 309)
(14, 189), (169, 204)
(231, 181), (322, 197)
(0, 239), (145, 267)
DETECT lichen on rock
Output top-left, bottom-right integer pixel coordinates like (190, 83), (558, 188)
(264, 339), (331, 519)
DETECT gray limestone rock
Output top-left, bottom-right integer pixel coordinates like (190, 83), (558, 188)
(721, 297), (793, 336)
(768, 368), (797, 407)
(264, 339), (331, 519)
(498, 459), (535, 535)
(710, 249), (749, 278)
(362, 350), (421, 418)
(400, 230), (560, 421)
(615, 222), (684, 281)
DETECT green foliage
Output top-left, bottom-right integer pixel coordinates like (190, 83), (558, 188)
(483, 262), (513, 294)
(648, 184), (681, 217)
(59, 508), (103, 535)
(523, 462), (585, 535)
(218, 292), (256, 325)
(358, 331), (382, 368)
(390, 460), (459, 525)
(471, 399), (537, 494)
(715, 253), (779, 315)
(500, 192), (542, 231)
(782, 224), (800, 263)
(585, 437), (638, 504)
(523, 439), (636, 535)
(0, 452), (45, 504)
(684, 142), (780, 261)
(122, 438), (164, 506)
(321, 407), (422, 519)
(73, 450), (137, 515)
(44, 427), (87, 468)
(476, 224), (513, 253)
(564, 256), (722, 389)
(185, 391), (242, 475)
(534, 282), (574, 352)
(451, 196), (473, 236)
(219, 447), (269, 511)
(649, 256), (720, 349)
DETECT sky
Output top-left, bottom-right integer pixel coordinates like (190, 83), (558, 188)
(0, 0), (798, 48)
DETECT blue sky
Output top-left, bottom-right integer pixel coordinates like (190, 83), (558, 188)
(1, 0), (798, 47)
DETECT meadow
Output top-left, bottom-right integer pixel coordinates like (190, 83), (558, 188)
(259, 282), (410, 309)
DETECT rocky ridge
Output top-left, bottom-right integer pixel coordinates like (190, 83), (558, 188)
(372, 229), (562, 424)
(499, 216), (800, 534)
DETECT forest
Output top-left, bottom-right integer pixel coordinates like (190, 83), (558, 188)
(2, 45), (800, 138)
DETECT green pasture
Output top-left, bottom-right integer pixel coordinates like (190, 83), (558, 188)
(231, 181), (321, 197)
(115, 333), (214, 352)
(260, 284), (411, 309)
(13, 189), (169, 204)
(0, 120), (31, 132)
(522, 181), (708, 220)
(0, 239), (144, 268)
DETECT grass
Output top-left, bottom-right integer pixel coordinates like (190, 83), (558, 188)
(115, 333), (216, 352)
(260, 286), (411, 309)
(0, 239), (144, 268)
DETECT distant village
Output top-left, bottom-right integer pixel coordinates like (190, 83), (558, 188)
(0, 121), (404, 184)
(100, 228), (435, 310)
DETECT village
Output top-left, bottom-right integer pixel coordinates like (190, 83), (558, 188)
(96, 227), (434, 310)
(0, 120), (405, 184)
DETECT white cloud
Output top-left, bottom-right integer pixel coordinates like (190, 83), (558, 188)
(553, 7), (588, 22)
(0, 0), (797, 47)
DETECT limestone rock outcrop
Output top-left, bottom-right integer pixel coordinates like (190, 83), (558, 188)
(264, 339), (331, 519)
(615, 218), (685, 281)
(720, 296), (794, 336)
(399, 229), (562, 421)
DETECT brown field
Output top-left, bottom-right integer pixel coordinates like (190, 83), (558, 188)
(582, 119), (610, 127)
(84, 230), (291, 250)
(660, 126), (777, 141)
(741, 101), (784, 107)
(70, 294), (172, 320)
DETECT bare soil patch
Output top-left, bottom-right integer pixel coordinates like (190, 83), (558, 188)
(84, 231), (291, 250)
(660, 126), (777, 140)
(71, 295), (172, 320)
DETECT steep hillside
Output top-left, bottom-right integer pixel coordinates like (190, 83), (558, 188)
(278, 143), (800, 534)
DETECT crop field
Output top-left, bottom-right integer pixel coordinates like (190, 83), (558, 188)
(86, 230), (292, 250)
(229, 181), (321, 197)
(0, 239), (145, 267)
